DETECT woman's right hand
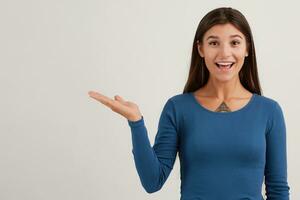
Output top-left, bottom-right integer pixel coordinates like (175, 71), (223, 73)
(88, 91), (143, 122)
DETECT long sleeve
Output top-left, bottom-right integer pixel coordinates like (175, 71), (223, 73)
(127, 99), (179, 193)
(264, 101), (290, 199)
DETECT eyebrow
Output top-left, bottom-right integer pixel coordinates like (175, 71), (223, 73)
(206, 34), (243, 40)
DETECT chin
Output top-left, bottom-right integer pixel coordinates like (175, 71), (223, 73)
(212, 73), (239, 82)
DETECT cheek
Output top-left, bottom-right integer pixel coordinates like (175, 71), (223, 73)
(204, 58), (216, 69)
(234, 47), (247, 57)
(236, 54), (246, 64)
(234, 58), (246, 71)
(203, 53), (216, 64)
(233, 51), (246, 62)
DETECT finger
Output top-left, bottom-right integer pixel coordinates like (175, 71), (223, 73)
(88, 91), (114, 108)
(88, 91), (129, 116)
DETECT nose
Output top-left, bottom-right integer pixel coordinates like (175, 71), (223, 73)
(218, 43), (232, 57)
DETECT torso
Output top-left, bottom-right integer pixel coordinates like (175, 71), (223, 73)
(193, 89), (254, 112)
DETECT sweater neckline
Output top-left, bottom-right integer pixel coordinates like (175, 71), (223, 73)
(188, 92), (257, 115)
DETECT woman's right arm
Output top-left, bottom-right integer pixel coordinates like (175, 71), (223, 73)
(127, 98), (179, 193)
(88, 91), (179, 193)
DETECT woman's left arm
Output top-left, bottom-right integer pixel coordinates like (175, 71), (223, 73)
(265, 101), (291, 200)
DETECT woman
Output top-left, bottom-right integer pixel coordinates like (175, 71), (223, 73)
(88, 7), (290, 200)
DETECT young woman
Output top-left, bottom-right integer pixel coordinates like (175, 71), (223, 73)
(88, 7), (290, 200)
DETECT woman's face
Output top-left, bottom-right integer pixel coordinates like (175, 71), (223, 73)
(197, 23), (249, 82)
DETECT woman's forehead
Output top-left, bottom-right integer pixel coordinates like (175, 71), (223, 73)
(204, 24), (246, 40)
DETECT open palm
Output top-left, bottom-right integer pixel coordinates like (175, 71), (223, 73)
(88, 91), (142, 122)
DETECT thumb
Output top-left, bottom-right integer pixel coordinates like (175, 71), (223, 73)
(114, 95), (126, 104)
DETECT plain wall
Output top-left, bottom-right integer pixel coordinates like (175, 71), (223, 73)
(0, 0), (299, 199)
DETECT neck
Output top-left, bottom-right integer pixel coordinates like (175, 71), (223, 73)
(202, 76), (246, 100)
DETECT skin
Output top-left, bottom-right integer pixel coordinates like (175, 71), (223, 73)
(194, 23), (253, 112)
(88, 91), (142, 121)
(88, 23), (253, 119)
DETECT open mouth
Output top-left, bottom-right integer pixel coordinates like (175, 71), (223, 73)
(215, 63), (235, 69)
(215, 62), (235, 72)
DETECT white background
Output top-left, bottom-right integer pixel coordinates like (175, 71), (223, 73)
(0, 0), (299, 199)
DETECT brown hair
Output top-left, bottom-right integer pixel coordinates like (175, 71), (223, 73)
(183, 7), (262, 95)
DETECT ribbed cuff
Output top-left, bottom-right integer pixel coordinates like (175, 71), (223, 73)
(127, 116), (144, 128)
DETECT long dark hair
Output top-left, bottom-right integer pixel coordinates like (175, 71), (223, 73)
(183, 7), (262, 95)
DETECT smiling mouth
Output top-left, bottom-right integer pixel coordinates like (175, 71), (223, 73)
(215, 63), (235, 68)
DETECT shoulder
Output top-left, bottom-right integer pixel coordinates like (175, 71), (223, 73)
(255, 94), (285, 122)
(160, 93), (191, 118)
(165, 92), (191, 108)
(254, 93), (283, 112)
(256, 94), (286, 133)
(168, 92), (189, 102)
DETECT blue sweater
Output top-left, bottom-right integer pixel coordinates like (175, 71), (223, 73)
(127, 92), (290, 200)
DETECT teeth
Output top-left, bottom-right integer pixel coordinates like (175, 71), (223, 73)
(216, 62), (234, 68)
(217, 62), (233, 65)
(219, 64), (231, 67)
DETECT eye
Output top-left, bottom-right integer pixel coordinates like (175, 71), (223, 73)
(232, 40), (241, 46)
(208, 41), (218, 46)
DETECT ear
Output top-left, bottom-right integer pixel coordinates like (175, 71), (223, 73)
(245, 42), (249, 57)
(196, 40), (204, 58)
(245, 50), (249, 57)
